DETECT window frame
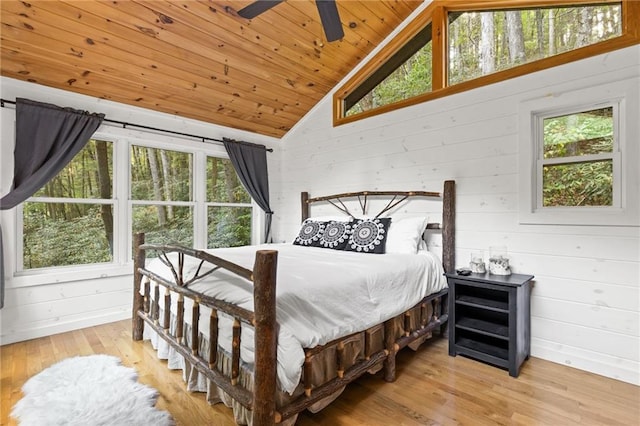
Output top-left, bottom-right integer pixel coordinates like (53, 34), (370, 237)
(535, 104), (620, 210)
(334, 0), (640, 126)
(16, 137), (119, 275)
(518, 79), (639, 226)
(343, 21), (434, 115)
(129, 143), (197, 250)
(12, 130), (260, 287)
(204, 155), (254, 249)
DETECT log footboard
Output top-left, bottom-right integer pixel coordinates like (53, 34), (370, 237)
(132, 235), (279, 424)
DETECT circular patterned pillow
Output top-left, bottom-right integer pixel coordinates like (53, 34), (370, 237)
(319, 220), (352, 249)
(346, 218), (392, 253)
(293, 220), (325, 246)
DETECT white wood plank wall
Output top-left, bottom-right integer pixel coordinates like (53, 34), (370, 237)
(274, 46), (640, 385)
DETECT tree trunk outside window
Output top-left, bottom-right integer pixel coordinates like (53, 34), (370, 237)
(506, 11), (526, 64)
(95, 140), (113, 253)
(480, 12), (495, 74)
(147, 148), (166, 226)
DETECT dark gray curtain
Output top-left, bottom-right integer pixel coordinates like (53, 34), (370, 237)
(223, 138), (273, 244)
(0, 98), (105, 308)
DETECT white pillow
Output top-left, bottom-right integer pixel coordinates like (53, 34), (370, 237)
(385, 216), (428, 254)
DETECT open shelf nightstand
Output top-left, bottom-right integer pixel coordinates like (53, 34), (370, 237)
(445, 272), (534, 377)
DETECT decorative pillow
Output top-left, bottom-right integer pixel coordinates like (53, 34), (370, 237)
(318, 220), (353, 250)
(385, 216), (429, 254)
(292, 219), (325, 247)
(345, 217), (391, 254)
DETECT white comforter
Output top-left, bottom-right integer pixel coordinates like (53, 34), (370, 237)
(143, 243), (446, 394)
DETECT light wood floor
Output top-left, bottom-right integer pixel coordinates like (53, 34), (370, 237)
(1, 320), (638, 425)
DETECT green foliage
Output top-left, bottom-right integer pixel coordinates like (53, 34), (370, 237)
(207, 207), (252, 249)
(204, 157), (253, 249)
(207, 157), (251, 203)
(542, 107), (614, 207)
(543, 108), (613, 158)
(23, 204), (112, 269)
(132, 205), (194, 258)
(543, 161), (613, 207)
(449, 5), (621, 85)
(348, 44), (432, 116)
(30, 140), (113, 221)
(23, 142), (254, 269)
(130, 146), (192, 201)
(23, 139), (114, 269)
(346, 3), (622, 116)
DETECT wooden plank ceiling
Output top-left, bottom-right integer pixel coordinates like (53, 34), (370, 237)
(0, 1), (422, 138)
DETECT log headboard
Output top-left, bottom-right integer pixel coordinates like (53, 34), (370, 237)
(299, 180), (455, 273)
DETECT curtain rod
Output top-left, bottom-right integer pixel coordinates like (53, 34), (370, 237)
(0, 98), (273, 153)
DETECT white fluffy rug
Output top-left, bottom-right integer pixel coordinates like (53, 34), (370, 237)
(11, 354), (173, 426)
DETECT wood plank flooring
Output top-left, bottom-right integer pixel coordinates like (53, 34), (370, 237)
(1, 320), (638, 425)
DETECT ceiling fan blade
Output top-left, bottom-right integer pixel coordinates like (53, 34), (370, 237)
(237, 0), (284, 19)
(315, 0), (344, 42)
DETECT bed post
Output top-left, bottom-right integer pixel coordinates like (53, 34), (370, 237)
(441, 181), (455, 337)
(252, 250), (279, 426)
(132, 233), (146, 341)
(442, 180), (455, 274)
(301, 192), (310, 222)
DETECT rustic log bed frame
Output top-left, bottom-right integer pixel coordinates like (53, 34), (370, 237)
(132, 180), (455, 425)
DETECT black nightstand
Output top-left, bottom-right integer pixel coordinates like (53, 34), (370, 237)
(445, 272), (534, 377)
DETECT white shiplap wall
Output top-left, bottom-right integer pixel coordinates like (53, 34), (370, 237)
(0, 77), (280, 345)
(274, 46), (640, 385)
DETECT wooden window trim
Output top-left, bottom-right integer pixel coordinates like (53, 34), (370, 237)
(333, 0), (640, 126)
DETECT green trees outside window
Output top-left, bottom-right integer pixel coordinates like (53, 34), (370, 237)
(541, 107), (615, 207)
(337, 0), (637, 124)
(206, 157), (252, 249)
(130, 146), (194, 250)
(346, 25), (433, 117)
(23, 140), (114, 269)
(21, 140), (254, 270)
(448, 4), (621, 86)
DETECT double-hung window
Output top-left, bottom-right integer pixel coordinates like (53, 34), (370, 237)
(206, 157), (252, 249)
(537, 105), (618, 209)
(130, 145), (194, 248)
(518, 80), (638, 226)
(15, 134), (257, 282)
(21, 139), (115, 270)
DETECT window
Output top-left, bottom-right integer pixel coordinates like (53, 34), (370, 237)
(130, 146), (194, 248)
(206, 157), (252, 248)
(518, 80), (638, 226)
(345, 23), (433, 117)
(539, 106), (617, 208)
(335, 0), (639, 125)
(17, 135), (257, 276)
(448, 4), (622, 86)
(21, 139), (114, 269)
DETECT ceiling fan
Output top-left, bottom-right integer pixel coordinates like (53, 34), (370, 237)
(238, 0), (345, 42)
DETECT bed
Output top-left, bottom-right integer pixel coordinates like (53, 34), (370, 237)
(132, 180), (455, 425)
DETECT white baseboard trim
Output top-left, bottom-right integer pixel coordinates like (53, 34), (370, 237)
(0, 310), (131, 346)
(531, 337), (639, 386)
